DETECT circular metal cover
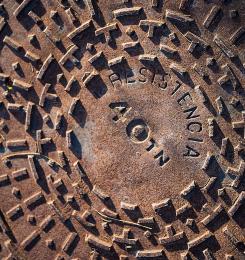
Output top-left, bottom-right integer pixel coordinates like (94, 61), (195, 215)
(0, 0), (244, 259)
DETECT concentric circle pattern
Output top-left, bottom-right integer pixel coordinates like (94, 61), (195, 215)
(0, 0), (244, 259)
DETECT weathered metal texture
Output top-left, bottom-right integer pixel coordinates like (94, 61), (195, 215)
(0, 0), (244, 259)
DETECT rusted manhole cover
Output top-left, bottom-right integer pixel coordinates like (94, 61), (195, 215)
(0, 0), (244, 259)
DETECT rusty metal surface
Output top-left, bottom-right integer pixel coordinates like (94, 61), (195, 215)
(0, 0), (244, 259)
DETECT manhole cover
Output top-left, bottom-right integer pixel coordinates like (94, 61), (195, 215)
(0, 0), (244, 259)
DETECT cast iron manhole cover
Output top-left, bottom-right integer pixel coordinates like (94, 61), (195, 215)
(0, 0), (244, 259)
